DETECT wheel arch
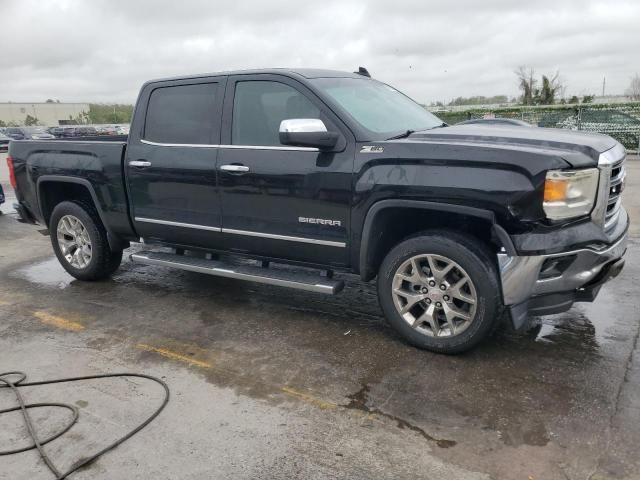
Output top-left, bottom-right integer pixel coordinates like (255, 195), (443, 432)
(37, 175), (124, 252)
(358, 199), (516, 281)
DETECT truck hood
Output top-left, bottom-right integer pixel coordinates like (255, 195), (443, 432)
(406, 124), (618, 168)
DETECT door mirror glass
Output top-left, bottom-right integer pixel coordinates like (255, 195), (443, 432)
(279, 118), (338, 149)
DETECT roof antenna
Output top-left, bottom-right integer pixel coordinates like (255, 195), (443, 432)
(355, 66), (371, 78)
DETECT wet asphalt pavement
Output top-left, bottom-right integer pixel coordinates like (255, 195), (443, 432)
(1, 159), (639, 479)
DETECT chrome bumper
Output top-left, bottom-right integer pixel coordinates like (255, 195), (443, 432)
(498, 230), (628, 307)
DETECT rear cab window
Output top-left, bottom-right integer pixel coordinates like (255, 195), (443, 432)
(144, 82), (220, 145)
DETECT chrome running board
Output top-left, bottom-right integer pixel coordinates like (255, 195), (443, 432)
(130, 251), (344, 295)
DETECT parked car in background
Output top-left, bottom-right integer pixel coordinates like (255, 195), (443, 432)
(0, 131), (11, 150)
(75, 126), (98, 136)
(49, 127), (64, 137)
(115, 125), (130, 135)
(52, 127), (84, 138)
(456, 118), (533, 127)
(48, 125), (127, 138)
(5, 127), (55, 140)
(95, 126), (114, 135)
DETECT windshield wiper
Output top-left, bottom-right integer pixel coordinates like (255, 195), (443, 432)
(386, 129), (415, 140)
(386, 124), (447, 140)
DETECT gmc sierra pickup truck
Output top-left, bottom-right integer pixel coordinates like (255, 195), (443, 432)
(7, 68), (628, 353)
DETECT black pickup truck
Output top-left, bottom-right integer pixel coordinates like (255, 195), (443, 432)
(7, 68), (628, 353)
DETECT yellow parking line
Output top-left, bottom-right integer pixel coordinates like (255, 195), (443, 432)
(33, 311), (84, 332)
(281, 386), (338, 410)
(136, 343), (213, 369)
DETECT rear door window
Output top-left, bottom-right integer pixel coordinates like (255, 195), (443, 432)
(144, 82), (219, 145)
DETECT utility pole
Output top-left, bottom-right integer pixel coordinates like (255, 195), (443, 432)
(602, 76), (606, 97)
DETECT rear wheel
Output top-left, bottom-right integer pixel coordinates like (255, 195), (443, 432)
(377, 231), (500, 354)
(50, 201), (122, 281)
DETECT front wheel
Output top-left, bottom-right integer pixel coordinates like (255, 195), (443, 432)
(377, 231), (500, 354)
(50, 201), (122, 281)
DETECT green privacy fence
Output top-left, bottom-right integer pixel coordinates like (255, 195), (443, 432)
(431, 103), (640, 151)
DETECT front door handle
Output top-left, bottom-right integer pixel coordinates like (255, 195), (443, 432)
(129, 160), (152, 168)
(220, 164), (250, 173)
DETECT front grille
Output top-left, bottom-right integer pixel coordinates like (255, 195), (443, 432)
(605, 157), (625, 229)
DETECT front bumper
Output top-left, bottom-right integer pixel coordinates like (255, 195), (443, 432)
(498, 225), (628, 329)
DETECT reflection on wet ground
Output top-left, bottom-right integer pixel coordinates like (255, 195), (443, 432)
(12, 257), (74, 289)
(344, 383), (458, 448)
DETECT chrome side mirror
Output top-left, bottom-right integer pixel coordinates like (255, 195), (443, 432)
(279, 119), (339, 150)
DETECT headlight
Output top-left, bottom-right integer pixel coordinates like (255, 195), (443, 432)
(543, 168), (599, 220)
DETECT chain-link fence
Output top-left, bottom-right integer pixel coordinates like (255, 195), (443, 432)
(431, 103), (640, 151)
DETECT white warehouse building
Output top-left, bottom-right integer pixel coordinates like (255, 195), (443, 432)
(0, 103), (90, 126)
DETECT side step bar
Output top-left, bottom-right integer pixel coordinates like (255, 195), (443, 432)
(130, 251), (344, 295)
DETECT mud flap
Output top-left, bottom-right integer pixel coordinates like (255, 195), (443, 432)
(506, 301), (530, 331)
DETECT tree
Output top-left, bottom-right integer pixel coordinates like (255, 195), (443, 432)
(516, 67), (564, 105)
(537, 73), (562, 105)
(70, 111), (90, 124)
(24, 115), (40, 126)
(45, 99), (54, 103)
(515, 66), (537, 105)
(582, 95), (594, 104)
(568, 95), (580, 104)
(87, 104), (134, 124)
(626, 74), (640, 101)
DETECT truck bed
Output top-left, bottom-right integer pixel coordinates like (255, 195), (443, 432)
(9, 138), (135, 241)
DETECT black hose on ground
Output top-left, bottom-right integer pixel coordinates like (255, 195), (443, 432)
(0, 371), (170, 479)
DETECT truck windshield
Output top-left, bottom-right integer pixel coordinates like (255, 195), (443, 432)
(311, 77), (443, 140)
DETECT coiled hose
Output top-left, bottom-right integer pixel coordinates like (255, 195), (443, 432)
(0, 371), (170, 479)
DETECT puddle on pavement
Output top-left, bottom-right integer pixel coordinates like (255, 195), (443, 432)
(533, 322), (557, 343)
(344, 384), (457, 448)
(528, 293), (625, 349)
(13, 257), (74, 289)
(508, 309), (603, 354)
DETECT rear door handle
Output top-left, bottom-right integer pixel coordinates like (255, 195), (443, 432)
(220, 164), (250, 173)
(129, 160), (152, 168)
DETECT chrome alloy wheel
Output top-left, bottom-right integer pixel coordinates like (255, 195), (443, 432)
(392, 254), (477, 337)
(56, 214), (92, 269)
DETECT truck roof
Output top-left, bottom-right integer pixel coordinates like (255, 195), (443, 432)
(145, 68), (365, 85)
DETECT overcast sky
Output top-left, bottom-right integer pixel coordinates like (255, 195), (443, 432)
(2, 0), (639, 104)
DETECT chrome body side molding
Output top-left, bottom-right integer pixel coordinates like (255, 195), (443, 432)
(134, 218), (346, 247)
(222, 228), (346, 248)
(140, 139), (318, 152)
(135, 217), (222, 232)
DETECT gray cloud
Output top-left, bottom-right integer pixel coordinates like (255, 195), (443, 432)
(1, 0), (638, 104)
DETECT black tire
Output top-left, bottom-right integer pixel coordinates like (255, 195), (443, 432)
(105, 249), (124, 276)
(49, 200), (123, 281)
(377, 231), (500, 354)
